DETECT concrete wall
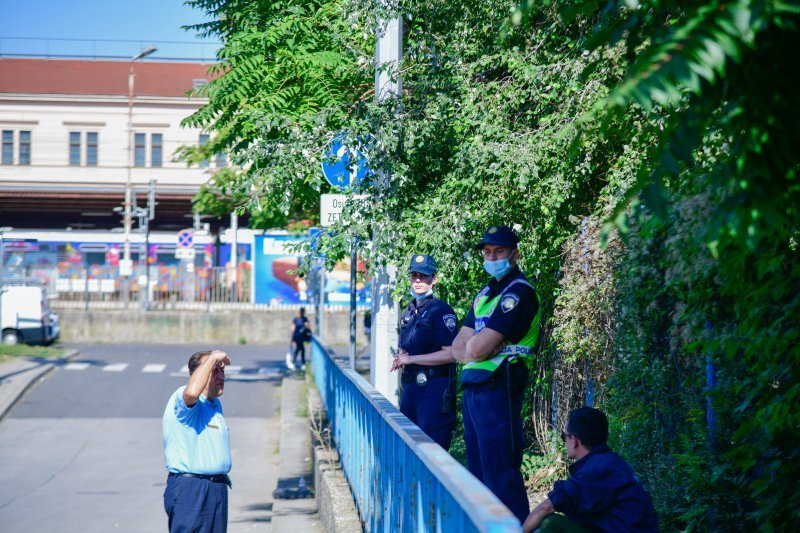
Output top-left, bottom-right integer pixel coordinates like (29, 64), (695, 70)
(58, 308), (368, 346)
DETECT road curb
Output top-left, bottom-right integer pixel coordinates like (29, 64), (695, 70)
(307, 373), (362, 533)
(0, 348), (79, 421)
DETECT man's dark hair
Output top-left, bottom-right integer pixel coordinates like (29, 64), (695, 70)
(299, 307), (306, 317)
(188, 350), (212, 375)
(567, 406), (609, 448)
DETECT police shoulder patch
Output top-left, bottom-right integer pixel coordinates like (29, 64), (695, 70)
(443, 314), (457, 332)
(500, 293), (520, 313)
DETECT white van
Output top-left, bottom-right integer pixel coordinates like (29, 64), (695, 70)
(1, 285), (60, 345)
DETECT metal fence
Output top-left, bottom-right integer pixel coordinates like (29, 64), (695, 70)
(310, 337), (521, 532)
(4, 262), (252, 307)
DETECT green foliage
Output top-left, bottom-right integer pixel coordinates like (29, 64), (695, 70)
(183, 0), (372, 228)
(183, 0), (800, 528)
(0, 344), (66, 362)
(521, 434), (569, 492)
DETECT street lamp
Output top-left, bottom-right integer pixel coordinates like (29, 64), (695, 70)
(122, 46), (157, 283)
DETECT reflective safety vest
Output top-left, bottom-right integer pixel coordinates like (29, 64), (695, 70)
(461, 277), (541, 385)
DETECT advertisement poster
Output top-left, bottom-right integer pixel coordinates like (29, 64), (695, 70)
(253, 234), (372, 306)
(253, 235), (306, 305)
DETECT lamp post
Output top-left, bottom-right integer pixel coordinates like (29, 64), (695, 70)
(122, 46), (157, 288)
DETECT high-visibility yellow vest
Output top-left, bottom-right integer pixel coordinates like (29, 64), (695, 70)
(461, 277), (541, 385)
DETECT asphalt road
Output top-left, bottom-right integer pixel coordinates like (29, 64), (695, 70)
(0, 343), (287, 533)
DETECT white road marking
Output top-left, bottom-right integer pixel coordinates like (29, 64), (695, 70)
(64, 362), (90, 371)
(142, 364), (166, 373)
(170, 365), (190, 378)
(103, 363), (129, 372)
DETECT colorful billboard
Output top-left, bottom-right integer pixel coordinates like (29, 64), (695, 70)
(253, 233), (371, 306)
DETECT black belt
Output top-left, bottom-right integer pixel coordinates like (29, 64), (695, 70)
(401, 365), (453, 384)
(168, 472), (232, 488)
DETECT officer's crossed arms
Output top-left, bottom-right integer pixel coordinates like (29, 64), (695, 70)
(452, 243), (518, 363)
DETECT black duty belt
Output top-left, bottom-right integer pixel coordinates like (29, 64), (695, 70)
(401, 365), (453, 384)
(168, 472), (232, 488)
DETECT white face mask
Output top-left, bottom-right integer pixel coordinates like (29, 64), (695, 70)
(409, 288), (433, 300)
(483, 258), (512, 279)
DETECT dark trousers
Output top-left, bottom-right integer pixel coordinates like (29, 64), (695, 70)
(164, 475), (228, 533)
(399, 375), (456, 450)
(462, 369), (529, 524)
(292, 339), (306, 366)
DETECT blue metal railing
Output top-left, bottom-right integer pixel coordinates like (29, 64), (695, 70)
(311, 337), (521, 532)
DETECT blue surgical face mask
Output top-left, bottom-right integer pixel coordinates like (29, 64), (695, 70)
(483, 258), (512, 279)
(409, 288), (433, 301)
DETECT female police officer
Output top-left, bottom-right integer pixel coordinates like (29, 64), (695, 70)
(390, 254), (459, 450)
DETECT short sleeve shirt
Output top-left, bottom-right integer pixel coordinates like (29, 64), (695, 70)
(292, 316), (309, 341)
(463, 267), (538, 344)
(399, 296), (459, 358)
(162, 386), (231, 475)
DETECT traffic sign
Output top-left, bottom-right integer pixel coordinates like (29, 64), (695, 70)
(119, 259), (133, 277)
(175, 248), (196, 260)
(321, 133), (373, 189)
(177, 229), (194, 248)
(320, 194), (368, 227)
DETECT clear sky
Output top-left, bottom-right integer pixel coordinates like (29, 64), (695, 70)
(0, 0), (220, 61)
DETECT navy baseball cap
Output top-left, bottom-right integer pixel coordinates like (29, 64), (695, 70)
(474, 225), (520, 249)
(408, 254), (437, 275)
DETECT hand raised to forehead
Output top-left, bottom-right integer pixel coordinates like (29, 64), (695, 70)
(209, 350), (231, 367)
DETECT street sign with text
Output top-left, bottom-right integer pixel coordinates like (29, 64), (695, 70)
(320, 194), (369, 227)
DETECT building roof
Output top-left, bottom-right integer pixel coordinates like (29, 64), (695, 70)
(0, 58), (214, 97)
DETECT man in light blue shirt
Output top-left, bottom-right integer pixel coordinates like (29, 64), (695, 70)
(163, 349), (232, 532)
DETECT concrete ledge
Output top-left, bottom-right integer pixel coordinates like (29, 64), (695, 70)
(308, 375), (362, 533)
(315, 448), (363, 533)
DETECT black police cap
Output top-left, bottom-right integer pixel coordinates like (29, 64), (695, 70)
(408, 254), (437, 275)
(474, 225), (520, 249)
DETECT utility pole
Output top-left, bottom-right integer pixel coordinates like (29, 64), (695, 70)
(230, 212), (238, 302)
(144, 179), (156, 310)
(122, 46), (157, 303)
(371, 9), (402, 404)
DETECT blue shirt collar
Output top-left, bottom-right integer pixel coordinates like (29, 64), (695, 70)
(569, 443), (612, 475)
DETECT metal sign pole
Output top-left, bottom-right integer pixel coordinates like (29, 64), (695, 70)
(349, 235), (357, 370)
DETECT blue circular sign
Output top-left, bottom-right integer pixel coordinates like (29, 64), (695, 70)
(321, 133), (373, 189)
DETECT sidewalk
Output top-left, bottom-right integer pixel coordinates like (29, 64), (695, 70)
(0, 349), (79, 420)
(271, 371), (323, 531)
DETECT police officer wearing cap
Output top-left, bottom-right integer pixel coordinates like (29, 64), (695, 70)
(391, 254), (459, 450)
(452, 225), (541, 524)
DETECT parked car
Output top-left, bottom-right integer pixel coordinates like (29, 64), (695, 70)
(1, 285), (60, 345)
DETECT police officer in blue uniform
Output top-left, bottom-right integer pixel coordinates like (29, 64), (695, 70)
(391, 254), (459, 450)
(453, 225), (541, 524)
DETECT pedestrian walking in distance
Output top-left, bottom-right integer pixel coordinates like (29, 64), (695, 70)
(289, 307), (312, 370)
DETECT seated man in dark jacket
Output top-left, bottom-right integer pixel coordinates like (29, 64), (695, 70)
(523, 407), (659, 532)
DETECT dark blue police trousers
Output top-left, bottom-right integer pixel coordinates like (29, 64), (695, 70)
(400, 375), (456, 450)
(462, 373), (529, 524)
(164, 475), (228, 532)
